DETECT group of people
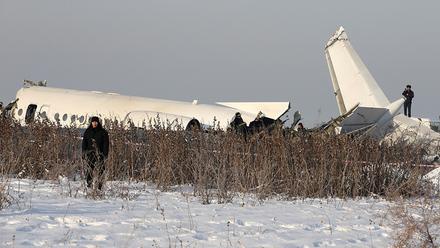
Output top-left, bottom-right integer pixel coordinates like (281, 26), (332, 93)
(230, 111), (284, 136)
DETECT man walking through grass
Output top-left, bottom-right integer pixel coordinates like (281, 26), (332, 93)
(82, 116), (109, 190)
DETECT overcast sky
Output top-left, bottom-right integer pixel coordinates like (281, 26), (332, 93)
(1, 1), (439, 126)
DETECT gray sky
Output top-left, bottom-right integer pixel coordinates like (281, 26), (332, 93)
(1, 1), (439, 126)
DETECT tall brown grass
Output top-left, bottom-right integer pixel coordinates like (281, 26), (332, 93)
(0, 117), (431, 203)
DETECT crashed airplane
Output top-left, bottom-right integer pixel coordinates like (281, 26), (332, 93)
(4, 80), (290, 131)
(1, 27), (438, 152)
(324, 26), (440, 164)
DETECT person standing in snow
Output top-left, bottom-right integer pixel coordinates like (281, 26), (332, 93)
(82, 116), (109, 190)
(402, 84), (414, 117)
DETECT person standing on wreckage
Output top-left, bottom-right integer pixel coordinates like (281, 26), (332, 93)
(402, 84), (414, 117)
(82, 116), (109, 190)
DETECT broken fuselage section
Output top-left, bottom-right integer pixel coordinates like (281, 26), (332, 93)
(8, 81), (291, 132)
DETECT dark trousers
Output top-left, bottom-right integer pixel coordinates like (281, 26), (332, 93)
(85, 154), (105, 190)
(404, 101), (412, 117)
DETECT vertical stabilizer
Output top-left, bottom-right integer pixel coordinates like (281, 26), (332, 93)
(325, 27), (390, 115)
(326, 50), (347, 114)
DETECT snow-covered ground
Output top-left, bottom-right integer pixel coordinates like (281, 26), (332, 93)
(0, 179), (394, 247)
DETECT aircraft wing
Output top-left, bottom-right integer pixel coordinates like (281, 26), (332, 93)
(215, 102), (290, 120)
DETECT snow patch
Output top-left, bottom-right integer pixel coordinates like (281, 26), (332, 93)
(0, 179), (394, 247)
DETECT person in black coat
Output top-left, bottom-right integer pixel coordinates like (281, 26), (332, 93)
(230, 112), (248, 136)
(82, 116), (109, 190)
(402, 84), (414, 117)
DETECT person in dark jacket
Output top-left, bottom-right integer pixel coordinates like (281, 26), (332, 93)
(402, 84), (414, 117)
(82, 116), (109, 190)
(230, 112), (248, 136)
(297, 122), (306, 133)
(248, 112), (266, 134)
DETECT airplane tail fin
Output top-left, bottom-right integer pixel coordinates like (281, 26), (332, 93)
(325, 27), (390, 115)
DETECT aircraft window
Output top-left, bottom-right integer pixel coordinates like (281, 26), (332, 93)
(63, 114), (68, 121)
(79, 116), (85, 124)
(71, 115), (76, 123)
(54, 113), (60, 121)
(25, 104), (37, 124)
(17, 109), (23, 116)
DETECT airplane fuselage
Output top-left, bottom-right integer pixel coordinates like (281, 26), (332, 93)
(11, 85), (290, 130)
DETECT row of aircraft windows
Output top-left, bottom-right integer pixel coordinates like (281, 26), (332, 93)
(16, 108), (87, 124)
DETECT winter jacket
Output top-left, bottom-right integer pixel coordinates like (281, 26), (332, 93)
(230, 116), (247, 133)
(82, 124), (109, 159)
(402, 89), (414, 103)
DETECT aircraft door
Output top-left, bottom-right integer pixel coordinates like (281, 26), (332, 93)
(25, 104), (37, 124)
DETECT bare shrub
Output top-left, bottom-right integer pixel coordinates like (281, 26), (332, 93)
(0, 117), (430, 202)
(0, 118), (82, 180)
(0, 181), (11, 210)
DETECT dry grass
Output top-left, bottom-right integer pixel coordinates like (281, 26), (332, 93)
(0, 117), (430, 202)
(0, 181), (11, 210)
